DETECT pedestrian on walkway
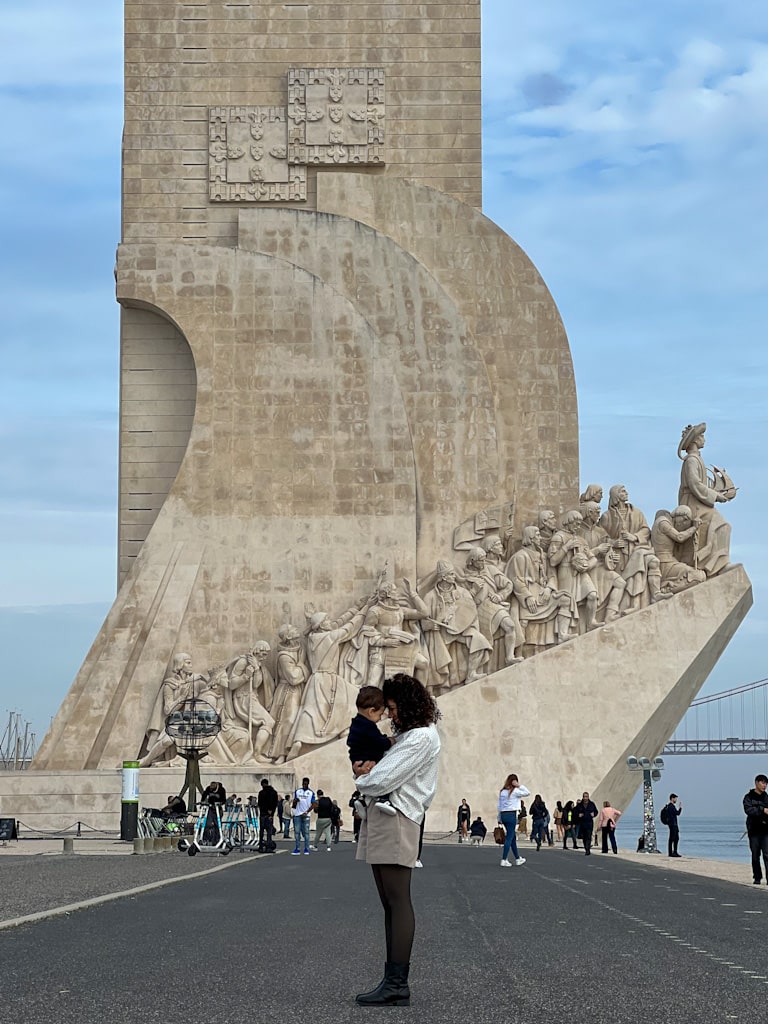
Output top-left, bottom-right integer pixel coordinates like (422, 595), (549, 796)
(662, 793), (682, 857)
(280, 793), (292, 838)
(742, 773), (768, 884)
(497, 774), (530, 867)
(353, 673), (441, 1007)
(516, 799), (528, 837)
(310, 789), (335, 851)
(291, 776), (316, 856)
(596, 800), (621, 854)
(554, 800), (564, 842)
(561, 800), (578, 849)
(457, 798), (471, 841)
(529, 795), (549, 850)
(573, 792), (598, 855)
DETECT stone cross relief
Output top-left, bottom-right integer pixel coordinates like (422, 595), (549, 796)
(139, 425), (738, 769)
(208, 68), (386, 203)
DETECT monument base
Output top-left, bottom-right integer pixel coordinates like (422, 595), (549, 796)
(0, 768), (296, 834)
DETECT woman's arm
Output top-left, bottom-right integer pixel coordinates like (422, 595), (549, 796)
(355, 728), (438, 797)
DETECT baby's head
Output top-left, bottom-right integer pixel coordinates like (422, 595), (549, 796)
(356, 685), (386, 723)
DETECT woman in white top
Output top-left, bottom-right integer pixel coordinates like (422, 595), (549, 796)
(353, 673), (441, 1007)
(497, 773), (531, 867)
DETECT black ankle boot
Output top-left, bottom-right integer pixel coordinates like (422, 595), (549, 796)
(355, 962), (410, 1006)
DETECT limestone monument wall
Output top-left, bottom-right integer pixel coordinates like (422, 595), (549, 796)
(26, 0), (751, 830)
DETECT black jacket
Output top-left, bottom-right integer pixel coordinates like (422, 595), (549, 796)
(257, 784), (279, 816)
(743, 789), (768, 836)
(573, 800), (597, 834)
(347, 714), (391, 764)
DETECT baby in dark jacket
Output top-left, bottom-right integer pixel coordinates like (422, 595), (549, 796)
(347, 685), (396, 818)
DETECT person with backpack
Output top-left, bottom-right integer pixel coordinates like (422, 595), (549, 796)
(573, 792), (598, 855)
(661, 793), (682, 857)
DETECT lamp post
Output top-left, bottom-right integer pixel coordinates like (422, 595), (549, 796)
(627, 755), (665, 853)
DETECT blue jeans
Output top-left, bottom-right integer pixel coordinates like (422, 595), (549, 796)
(531, 817), (546, 848)
(293, 814), (310, 850)
(500, 811), (519, 861)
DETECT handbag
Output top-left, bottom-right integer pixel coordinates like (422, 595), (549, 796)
(493, 825), (505, 845)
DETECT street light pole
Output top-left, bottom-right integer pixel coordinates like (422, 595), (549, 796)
(627, 755), (664, 853)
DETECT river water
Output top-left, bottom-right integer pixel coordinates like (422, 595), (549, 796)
(612, 814), (750, 864)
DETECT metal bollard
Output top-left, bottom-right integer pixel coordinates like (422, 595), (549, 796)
(63, 837), (74, 854)
(133, 837), (146, 855)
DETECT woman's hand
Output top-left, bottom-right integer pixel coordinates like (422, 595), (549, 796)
(352, 759), (376, 777)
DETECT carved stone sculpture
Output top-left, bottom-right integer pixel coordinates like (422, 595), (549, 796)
(599, 485), (670, 611)
(420, 560), (492, 693)
(267, 624), (309, 764)
(463, 546), (522, 670)
(139, 653), (205, 767)
(197, 669), (250, 764)
(538, 510), (558, 555)
(677, 422), (734, 577)
(507, 526), (572, 652)
(651, 507), (707, 593)
(225, 642), (276, 760)
(362, 580), (430, 687)
(579, 483), (603, 506)
(577, 502), (627, 623)
(548, 511), (600, 635)
(285, 597), (373, 760)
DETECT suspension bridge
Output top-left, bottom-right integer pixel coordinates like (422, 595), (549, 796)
(663, 678), (768, 755)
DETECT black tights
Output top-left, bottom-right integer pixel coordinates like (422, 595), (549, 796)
(371, 864), (414, 963)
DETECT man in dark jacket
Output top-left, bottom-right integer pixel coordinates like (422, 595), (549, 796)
(257, 777), (279, 851)
(573, 792), (598, 855)
(663, 793), (682, 857)
(743, 773), (768, 884)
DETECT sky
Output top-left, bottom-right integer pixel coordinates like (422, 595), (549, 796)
(1, 1), (766, 816)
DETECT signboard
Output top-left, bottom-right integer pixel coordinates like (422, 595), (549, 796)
(0, 818), (18, 841)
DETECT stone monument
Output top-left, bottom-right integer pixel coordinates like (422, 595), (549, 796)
(13, 2), (751, 829)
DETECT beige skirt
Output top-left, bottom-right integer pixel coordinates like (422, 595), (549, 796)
(356, 807), (420, 868)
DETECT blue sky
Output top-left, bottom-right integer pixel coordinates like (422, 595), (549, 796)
(1, 1), (766, 817)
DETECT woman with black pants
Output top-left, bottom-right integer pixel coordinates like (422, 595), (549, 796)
(352, 673), (441, 1007)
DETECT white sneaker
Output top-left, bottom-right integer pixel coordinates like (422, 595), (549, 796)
(309, 845), (318, 851)
(353, 799), (367, 821)
(326, 846), (331, 852)
(414, 859), (423, 868)
(500, 859), (512, 867)
(376, 800), (397, 816)
(515, 857), (526, 866)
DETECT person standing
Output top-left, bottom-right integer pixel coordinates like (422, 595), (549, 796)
(256, 777), (278, 852)
(353, 673), (441, 1007)
(561, 799), (578, 849)
(743, 773), (768, 885)
(310, 789), (335, 852)
(281, 792), (293, 838)
(457, 798), (471, 841)
(350, 789), (363, 843)
(516, 799), (528, 837)
(573, 792), (598, 855)
(497, 774), (530, 867)
(291, 776), (316, 856)
(330, 800), (342, 844)
(529, 795), (549, 851)
(596, 800), (621, 854)
(662, 793), (683, 857)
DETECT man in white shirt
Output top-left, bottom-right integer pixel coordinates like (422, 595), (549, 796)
(291, 776), (316, 856)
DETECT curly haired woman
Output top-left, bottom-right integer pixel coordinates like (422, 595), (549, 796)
(352, 673), (441, 1007)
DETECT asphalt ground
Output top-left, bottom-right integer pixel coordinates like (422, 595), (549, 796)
(1, 841), (766, 1024)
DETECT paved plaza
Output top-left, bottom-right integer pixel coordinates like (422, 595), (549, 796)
(1, 837), (766, 1023)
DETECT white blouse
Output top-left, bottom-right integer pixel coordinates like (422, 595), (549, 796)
(497, 784), (531, 814)
(355, 724), (441, 824)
